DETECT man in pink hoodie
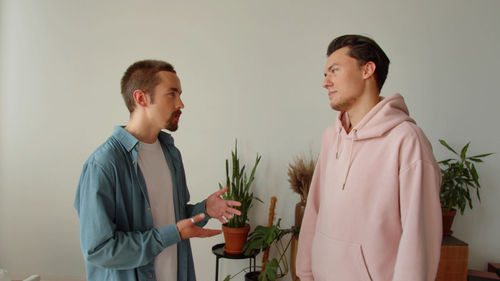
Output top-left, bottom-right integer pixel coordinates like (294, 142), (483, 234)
(296, 35), (442, 281)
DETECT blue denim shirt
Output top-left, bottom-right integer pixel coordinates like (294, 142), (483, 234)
(74, 126), (209, 281)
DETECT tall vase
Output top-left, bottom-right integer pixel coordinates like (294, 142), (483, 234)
(290, 201), (306, 281)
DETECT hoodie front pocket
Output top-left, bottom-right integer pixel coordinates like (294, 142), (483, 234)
(311, 231), (372, 281)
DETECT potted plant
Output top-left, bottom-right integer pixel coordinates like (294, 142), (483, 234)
(223, 197), (299, 281)
(243, 218), (299, 281)
(287, 153), (315, 280)
(438, 139), (493, 235)
(219, 140), (262, 254)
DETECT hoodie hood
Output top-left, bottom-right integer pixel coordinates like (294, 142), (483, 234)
(336, 93), (415, 140)
(333, 93), (415, 190)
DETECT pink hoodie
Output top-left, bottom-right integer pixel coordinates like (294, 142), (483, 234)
(296, 94), (442, 281)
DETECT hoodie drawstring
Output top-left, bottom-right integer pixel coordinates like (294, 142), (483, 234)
(335, 127), (342, 159)
(341, 129), (357, 190)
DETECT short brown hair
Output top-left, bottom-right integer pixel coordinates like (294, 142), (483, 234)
(327, 35), (390, 91)
(120, 60), (176, 112)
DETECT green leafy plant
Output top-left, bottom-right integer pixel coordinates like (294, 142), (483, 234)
(439, 139), (493, 214)
(223, 219), (299, 281)
(219, 140), (262, 228)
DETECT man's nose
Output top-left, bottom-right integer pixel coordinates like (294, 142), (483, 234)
(322, 76), (332, 89)
(177, 97), (184, 109)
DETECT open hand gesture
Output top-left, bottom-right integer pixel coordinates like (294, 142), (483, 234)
(206, 186), (242, 223)
(176, 213), (222, 239)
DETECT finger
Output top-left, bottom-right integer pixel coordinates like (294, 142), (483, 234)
(192, 213), (206, 224)
(226, 200), (242, 207)
(213, 186), (229, 197)
(199, 228), (222, 237)
(218, 217), (226, 224)
(226, 208), (242, 216)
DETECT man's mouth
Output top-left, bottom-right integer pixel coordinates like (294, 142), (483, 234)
(172, 111), (182, 121)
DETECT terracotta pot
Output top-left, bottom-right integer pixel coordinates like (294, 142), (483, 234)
(442, 209), (457, 236)
(291, 201), (305, 281)
(222, 223), (250, 254)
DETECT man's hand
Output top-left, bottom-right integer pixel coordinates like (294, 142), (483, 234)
(176, 213), (222, 239)
(206, 186), (242, 223)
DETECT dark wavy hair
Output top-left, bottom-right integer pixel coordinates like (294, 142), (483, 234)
(327, 35), (390, 91)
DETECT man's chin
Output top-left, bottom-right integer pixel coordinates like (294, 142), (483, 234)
(330, 103), (343, 111)
(330, 100), (352, 112)
(165, 123), (179, 132)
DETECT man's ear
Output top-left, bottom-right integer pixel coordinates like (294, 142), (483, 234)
(132, 89), (149, 108)
(362, 61), (376, 80)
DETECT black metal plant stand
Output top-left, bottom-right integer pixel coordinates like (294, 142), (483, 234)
(211, 243), (257, 281)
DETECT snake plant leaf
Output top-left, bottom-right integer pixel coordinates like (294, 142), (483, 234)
(251, 195), (264, 203)
(219, 139), (262, 228)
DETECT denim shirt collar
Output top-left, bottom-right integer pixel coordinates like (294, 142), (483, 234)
(113, 126), (140, 152)
(158, 130), (174, 146)
(113, 126), (174, 151)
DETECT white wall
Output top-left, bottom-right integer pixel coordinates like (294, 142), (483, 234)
(1, 0), (499, 280)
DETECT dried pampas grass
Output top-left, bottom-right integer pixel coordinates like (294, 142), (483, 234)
(287, 154), (316, 204)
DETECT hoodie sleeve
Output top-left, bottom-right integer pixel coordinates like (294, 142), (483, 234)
(296, 159), (321, 281)
(296, 129), (332, 281)
(392, 140), (442, 280)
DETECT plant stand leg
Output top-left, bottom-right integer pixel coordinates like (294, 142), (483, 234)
(215, 256), (219, 281)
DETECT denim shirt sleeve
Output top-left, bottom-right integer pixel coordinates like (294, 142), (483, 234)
(187, 200), (209, 226)
(75, 160), (181, 270)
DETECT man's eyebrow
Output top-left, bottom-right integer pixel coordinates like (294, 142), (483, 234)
(168, 87), (181, 94)
(324, 63), (338, 76)
(327, 63), (338, 71)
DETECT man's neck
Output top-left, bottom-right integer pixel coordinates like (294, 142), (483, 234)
(345, 91), (381, 133)
(125, 114), (160, 144)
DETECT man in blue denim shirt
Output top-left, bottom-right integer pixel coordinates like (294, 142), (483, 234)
(74, 60), (241, 281)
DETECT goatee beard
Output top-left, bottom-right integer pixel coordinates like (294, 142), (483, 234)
(166, 110), (182, 131)
(166, 123), (178, 132)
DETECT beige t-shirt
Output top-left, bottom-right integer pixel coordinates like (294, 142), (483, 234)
(138, 139), (177, 281)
